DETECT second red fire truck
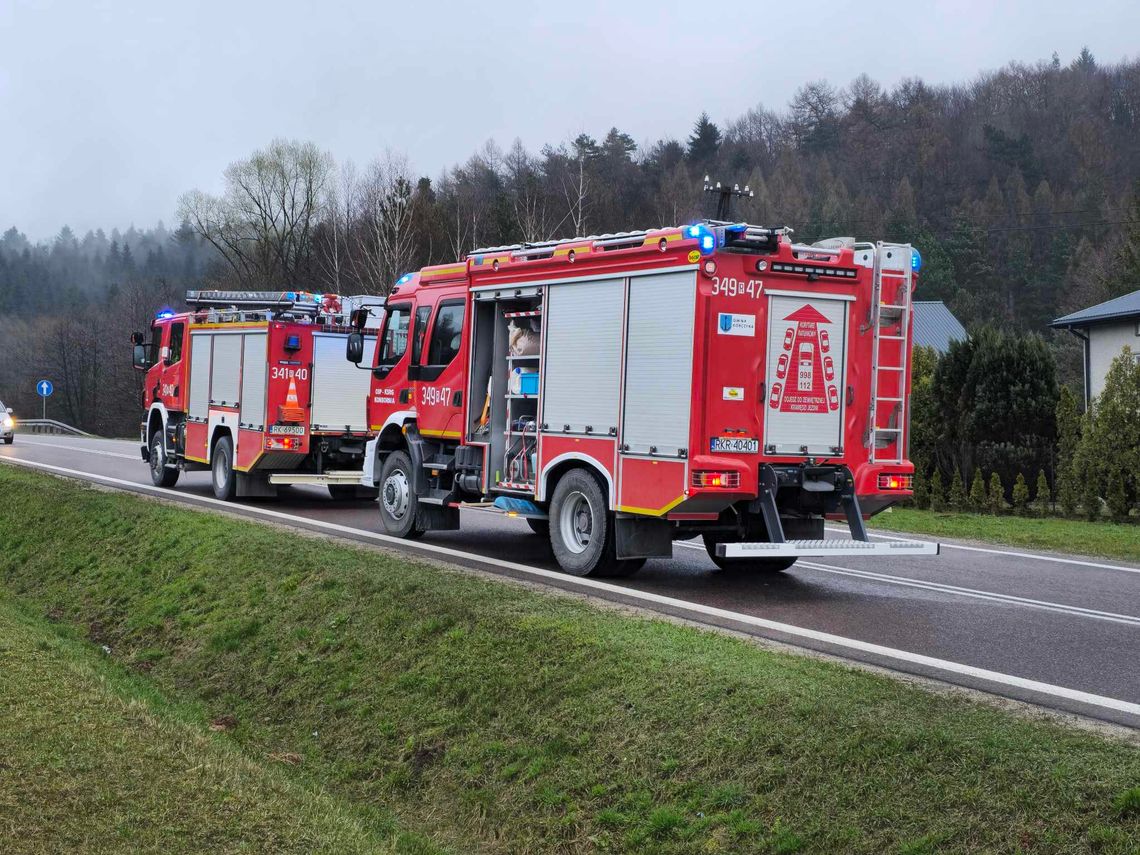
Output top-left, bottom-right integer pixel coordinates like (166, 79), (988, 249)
(133, 291), (381, 500)
(344, 221), (939, 577)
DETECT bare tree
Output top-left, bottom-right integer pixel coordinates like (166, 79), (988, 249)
(347, 152), (418, 294)
(178, 138), (334, 288)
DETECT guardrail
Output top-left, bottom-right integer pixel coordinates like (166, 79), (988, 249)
(13, 419), (96, 437)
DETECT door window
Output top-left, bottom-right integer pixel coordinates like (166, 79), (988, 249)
(148, 324), (163, 367)
(426, 302), (465, 366)
(168, 323), (185, 364)
(411, 305), (432, 365)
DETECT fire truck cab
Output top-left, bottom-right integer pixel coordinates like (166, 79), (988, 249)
(347, 222), (938, 577)
(133, 291), (381, 500)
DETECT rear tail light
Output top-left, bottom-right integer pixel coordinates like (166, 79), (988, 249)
(692, 471), (741, 489)
(265, 436), (302, 451)
(877, 473), (913, 491)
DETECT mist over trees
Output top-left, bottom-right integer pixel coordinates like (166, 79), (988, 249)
(1, 49), (1139, 434)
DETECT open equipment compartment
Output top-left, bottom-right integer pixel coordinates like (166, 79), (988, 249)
(467, 288), (543, 493)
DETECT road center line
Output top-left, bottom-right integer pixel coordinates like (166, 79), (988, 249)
(13, 438), (139, 461)
(674, 540), (1140, 625)
(3, 454), (1139, 721)
(824, 524), (1140, 575)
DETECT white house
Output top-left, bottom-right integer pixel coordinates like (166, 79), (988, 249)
(1051, 289), (1140, 406)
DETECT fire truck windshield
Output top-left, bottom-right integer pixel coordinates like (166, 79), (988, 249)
(377, 303), (411, 366)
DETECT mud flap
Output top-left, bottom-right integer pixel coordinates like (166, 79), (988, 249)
(615, 515), (672, 560)
(416, 502), (459, 531)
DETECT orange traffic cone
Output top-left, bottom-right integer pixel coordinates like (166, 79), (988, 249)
(278, 377), (305, 423)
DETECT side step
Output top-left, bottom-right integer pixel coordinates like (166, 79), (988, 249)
(717, 539), (939, 558)
(268, 470), (364, 486)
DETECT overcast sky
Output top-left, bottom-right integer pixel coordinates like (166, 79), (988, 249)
(2, 0), (1138, 241)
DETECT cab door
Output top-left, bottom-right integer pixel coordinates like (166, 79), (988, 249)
(412, 296), (468, 440)
(367, 302), (414, 431)
(158, 320), (188, 413)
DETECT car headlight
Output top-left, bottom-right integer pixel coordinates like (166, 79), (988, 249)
(2, 417), (13, 429)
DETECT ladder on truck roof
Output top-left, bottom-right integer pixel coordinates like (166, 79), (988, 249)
(864, 242), (915, 465)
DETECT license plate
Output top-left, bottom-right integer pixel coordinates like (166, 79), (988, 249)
(711, 437), (758, 454)
(269, 425), (305, 435)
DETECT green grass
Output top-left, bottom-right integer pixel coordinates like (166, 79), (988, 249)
(873, 508), (1140, 563)
(0, 593), (422, 853)
(1, 466), (1139, 853)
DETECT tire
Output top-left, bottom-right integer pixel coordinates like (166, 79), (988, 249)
(377, 450), (423, 539)
(548, 468), (641, 577)
(211, 434), (237, 501)
(2, 436), (12, 445)
(148, 430), (179, 488)
(526, 518), (549, 537)
(702, 531), (796, 573)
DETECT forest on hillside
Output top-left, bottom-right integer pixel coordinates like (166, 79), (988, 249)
(1, 48), (1138, 433)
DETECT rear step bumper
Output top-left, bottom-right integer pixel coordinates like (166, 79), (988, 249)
(717, 539), (939, 558)
(268, 470), (365, 486)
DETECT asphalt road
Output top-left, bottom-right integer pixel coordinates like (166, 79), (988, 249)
(4, 434), (1139, 728)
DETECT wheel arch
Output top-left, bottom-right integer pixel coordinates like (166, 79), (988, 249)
(540, 453), (615, 508)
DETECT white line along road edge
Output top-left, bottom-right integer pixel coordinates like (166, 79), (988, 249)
(3, 455), (1139, 720)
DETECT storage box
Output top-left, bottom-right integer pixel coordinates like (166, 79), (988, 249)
(519, 372), (540, 396)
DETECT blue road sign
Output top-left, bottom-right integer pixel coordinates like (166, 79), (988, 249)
(36, 379), (54, 398)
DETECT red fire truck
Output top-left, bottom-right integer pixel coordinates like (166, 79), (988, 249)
(132, 291), (380, 500)
(346, 222), (939, 577)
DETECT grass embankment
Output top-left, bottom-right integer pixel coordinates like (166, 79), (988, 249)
(0, 594), (408, 853)
(1, 466), (1139, 853)
(873, 508), (1140, 563)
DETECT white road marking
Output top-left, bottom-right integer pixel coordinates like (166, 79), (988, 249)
(674, 540), (1140, 626)
(13, 437), (139, 461)
(3, 454), (1139, 720)
(825, 524), (1140, 575)
(797, 561), (1140, 626)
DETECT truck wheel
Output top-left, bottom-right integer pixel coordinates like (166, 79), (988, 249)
(701, 532), (796, 573)
(148, 431), (179, 488)
(548, 469), (640, 577)
(526, 518), (549, 536)
(378, 451), (423, 539)
(211, 435), (237, 501)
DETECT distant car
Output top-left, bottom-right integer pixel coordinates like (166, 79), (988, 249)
(0, 401), (13, 445)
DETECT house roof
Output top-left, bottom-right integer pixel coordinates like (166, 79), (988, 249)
(912, 301), (967, 353)
(1051, 289), (1140, 329)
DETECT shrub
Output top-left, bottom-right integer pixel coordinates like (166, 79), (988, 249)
(1034, 469), (1050, 515)
(912, 469), (930, 510)
(1011, 473), (1030, 515)
(1057, 461), (1079, 517)
(968, 467), (987, 512)
(929, 470), (945, 511)
(948, 469), (966, 511)
(988, 471), (1005, 514)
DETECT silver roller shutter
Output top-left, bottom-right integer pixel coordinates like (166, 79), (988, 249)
(239, 333), (268, 430)
(542, 278), (624, 435)
(187, 331), (213, 420)
(622, 270), (697, 457)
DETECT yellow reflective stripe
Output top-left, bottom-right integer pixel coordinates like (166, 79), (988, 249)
(616, 495), (686, 516)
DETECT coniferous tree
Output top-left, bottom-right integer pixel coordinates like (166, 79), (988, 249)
(1012, 473), (1030, 515)
(929, 470), (946, 512)
(988, 471), (1005, 514)
(1034, 469), (1051, 515)
(948, 469), (967, 511)
(686, 113), (722, 164)
(969, 467), (987, 512)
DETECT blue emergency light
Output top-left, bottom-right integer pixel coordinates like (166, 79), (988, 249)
(156, 309), (175, 320)
(911, 248), (923, 272)
(686, 224), (717, 254)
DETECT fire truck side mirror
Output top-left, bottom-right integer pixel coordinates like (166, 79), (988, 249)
(345, 331), (365, 365)
(132, 344), (149, 371)
(350, 308), (369, 330)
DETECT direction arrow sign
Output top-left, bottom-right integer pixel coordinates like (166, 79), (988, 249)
(36, 379), (54, 398)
